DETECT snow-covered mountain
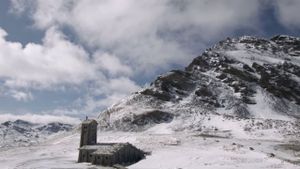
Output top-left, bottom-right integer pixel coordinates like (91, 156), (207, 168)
(2, 35), (300, 169)
(98, 35), (300, 139)
(0, 119), (73, 148)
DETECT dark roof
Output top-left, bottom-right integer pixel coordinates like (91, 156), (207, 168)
(79, 143), (132, 155)
(82, 119), (98, 125)
(92, 144), (128, 155)
(79, 145), (104, 150)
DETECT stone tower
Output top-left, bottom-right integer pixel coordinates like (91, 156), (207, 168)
(79, 119), (98, 147)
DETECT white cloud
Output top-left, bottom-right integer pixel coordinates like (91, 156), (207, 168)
(10, 0), (263, 76)
(0, 25), (141, 114)
(11, 90), (33, 101)
(0, 113), (80, 124)
(274, 0), (300, 29)
(94, 52), (133, 76)
(105, 77), (141, 95)
(69, 0), (262, 75)
(87, 77), (140, 108)
(9, 0), (27, 14)
(0, 26), (97, 88)
(71, 76), (140, 114)
(90, 77), (140, 97)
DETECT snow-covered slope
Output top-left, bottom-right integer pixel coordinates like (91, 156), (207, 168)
(0, 119), (73, 148)
(2, 131), (300, 169)
(98, 35), (300, 139)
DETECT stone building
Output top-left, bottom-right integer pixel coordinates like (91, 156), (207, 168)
(79, 119), (97, 147)
(78, 119), (145, 166)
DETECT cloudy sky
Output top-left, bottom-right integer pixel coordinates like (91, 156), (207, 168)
(0, 0), (300, 120)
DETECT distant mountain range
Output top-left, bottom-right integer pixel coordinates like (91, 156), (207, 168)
(0, 119), (73, 148)
(97, 35), (300, 139)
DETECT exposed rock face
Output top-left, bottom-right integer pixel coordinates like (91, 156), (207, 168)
(98, 35), (300, 134)
(37, 122), (73, 133)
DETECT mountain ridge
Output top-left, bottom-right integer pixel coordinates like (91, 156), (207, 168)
(0, 119), (73, 148)
(97, 35), (300, 139)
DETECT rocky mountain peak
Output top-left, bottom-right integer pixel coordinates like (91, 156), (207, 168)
(98, 35), (300, 135)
